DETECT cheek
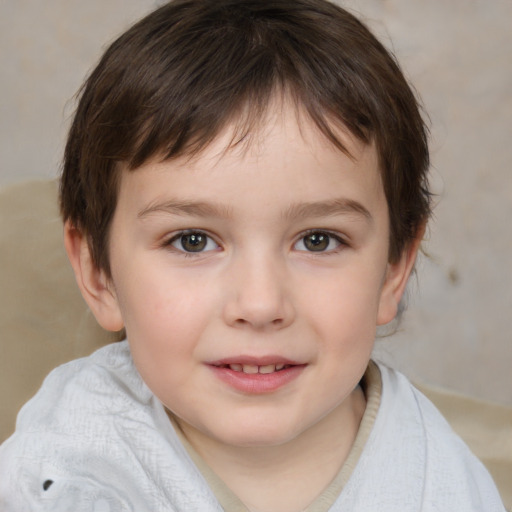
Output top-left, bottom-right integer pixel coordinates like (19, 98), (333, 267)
(309, 279), (379, 388)
(122, 279), (211, 402)
(117, 262), (214, 332)
(118, 273), (221, 386)
(305, 271), (383, 333)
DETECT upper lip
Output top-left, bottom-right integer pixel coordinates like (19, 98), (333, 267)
(207, 355), (304, 367)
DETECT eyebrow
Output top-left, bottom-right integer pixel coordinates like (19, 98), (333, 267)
(137, 197), (372, 223)
(138, 200), (233, 219)
(283, 198), (373, 223)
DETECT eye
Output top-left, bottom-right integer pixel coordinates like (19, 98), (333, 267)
(294, 231), (343, 253)
(169, 231), (219, 253)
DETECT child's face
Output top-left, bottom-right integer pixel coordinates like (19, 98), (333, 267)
(95, 105), (413, 448)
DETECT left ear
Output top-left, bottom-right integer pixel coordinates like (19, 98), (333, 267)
(377, 225), (425, 326)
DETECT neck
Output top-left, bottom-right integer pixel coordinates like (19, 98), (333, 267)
(176, 386), (366, 512)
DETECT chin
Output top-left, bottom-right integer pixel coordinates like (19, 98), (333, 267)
(211, 419), (305, 449)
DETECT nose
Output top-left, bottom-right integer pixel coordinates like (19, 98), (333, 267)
(222, 254), (295, 330)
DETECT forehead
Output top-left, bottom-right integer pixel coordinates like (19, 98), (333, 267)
(196, 96), (371, 165)
(115, 102), (385, 222)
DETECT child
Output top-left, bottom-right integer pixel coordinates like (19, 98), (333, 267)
(0, 0), (505, 510)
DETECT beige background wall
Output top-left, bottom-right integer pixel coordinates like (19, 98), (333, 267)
(1, 0), (511, 405)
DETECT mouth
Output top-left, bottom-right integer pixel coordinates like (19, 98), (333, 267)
(207, 357), (306, 393)
(212, 363), (293, 374)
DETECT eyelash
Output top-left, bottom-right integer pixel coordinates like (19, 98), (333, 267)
(294, 230), (348, 254)
(164, 230), (220, 256)
(163, 229), (348, 256)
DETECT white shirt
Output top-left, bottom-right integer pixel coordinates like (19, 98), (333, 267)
(0, 341), (505, 511)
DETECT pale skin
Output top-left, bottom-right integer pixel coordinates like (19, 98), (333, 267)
(65, 102), (422, 511)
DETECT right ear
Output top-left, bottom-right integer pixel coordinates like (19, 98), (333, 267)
(63, 221), (124, 332)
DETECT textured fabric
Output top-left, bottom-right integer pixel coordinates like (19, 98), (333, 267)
(0, 342), (222, 512)
(330, 364), (506, 511)
(0, 342), (505, 511)
(416, 384), (512, 507)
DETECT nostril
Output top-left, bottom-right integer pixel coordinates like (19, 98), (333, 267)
(42, 479), (54, 491)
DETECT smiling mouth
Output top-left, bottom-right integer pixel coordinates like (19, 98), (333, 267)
(209, 360), (306, 393)
(214, 363), (293, 374)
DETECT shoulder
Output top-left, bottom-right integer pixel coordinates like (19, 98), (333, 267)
(13, 341), (151, 432)
(1, 340), (164, 448)
(374, 363), (505, 510)
(0, 342), (152, 509)
(335, 363), (505, 510)
(0, 341), (221, 511)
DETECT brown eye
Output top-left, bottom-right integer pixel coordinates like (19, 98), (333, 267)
(295, 231), (343, 253)
(170, 231), (218, 253)
(303, 232), (330, 251)
(181, 233), (206, 252)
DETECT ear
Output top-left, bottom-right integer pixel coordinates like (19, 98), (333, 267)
(377, 225), (425, 326)
(63, 221), (124, 332)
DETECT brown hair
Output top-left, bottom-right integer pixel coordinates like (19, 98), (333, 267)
(60, 0), (431, 276)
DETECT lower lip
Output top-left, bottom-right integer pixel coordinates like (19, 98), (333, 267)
(208, 365), (306, 394)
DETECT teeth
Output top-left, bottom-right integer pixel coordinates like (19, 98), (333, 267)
(227, 364), (288, 374)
